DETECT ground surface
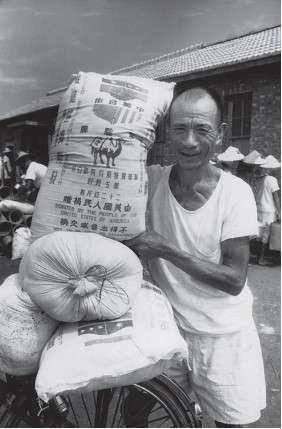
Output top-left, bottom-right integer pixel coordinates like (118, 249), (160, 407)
(202, 262), (281, 428)
(0, 256), (280, 428)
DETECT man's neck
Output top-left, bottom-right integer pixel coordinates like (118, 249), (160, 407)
(173, 162), (217, 191)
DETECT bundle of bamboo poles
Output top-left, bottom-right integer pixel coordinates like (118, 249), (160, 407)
(0, 189), (33, 258)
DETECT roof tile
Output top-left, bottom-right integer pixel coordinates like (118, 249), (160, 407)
(114, 26), (280, 79)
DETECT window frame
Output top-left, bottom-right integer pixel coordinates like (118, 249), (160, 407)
(223, 92), (252, 140)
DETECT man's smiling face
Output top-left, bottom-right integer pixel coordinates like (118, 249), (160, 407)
(169, 88), (223, 171)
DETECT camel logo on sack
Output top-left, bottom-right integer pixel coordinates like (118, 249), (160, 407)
(90, 130), (124, 168)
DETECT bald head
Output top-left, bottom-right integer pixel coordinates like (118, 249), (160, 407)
(170, 87), (222, 127)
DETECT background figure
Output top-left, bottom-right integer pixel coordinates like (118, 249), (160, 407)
(217, 146), (244, 175)
(15, 152), (47, 203)
(237, 161), (255, 186)
(0, 148), (13, 188)
(239, 150), (266, 193)
(253, 160), (281, 265)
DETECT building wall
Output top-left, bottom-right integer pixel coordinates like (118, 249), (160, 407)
(1, 108), (58, 165)
(148, 62), (281, 165)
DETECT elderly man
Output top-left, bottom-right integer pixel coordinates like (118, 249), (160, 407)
(125, 87), (266, 427)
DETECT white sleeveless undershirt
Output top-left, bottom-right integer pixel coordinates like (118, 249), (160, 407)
(146, 165), (258, 335)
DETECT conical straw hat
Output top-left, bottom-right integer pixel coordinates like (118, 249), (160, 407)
(15, 151), (30, 163)
(243, 150), (264, 165)
(217, 146), (244, 162)
(261, 155), (281, 169)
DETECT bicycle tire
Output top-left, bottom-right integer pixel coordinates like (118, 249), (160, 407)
(135, 377), (199, 428)
(63, 376), (199, 427)
(154, 375), (202, 427)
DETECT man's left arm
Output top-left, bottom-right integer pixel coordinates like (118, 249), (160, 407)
(124, 231), (249, 296)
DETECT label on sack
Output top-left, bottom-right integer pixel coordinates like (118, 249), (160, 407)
(35, 281), (188, 401)
(31, 72), (175, 242)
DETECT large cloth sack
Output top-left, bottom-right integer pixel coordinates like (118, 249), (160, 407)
(31, 72), (175, 242)
(35, 281), (188, 401)
(19, 231), (143, 322)
(0, 274), (58, 376)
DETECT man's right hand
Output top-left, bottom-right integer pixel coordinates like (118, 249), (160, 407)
(124, 230), (173, 258)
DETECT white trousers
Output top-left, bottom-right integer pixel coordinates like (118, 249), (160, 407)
(165, 321), (266, 425)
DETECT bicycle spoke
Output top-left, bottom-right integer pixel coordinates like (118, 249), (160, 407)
(149, 404), (163, 414)
(110, 387), (125, 426)
(81, 393), (92, 426)
(92, 391), (97, 411)
(67, 396), (79, 427)
(148, 415), (173, 427)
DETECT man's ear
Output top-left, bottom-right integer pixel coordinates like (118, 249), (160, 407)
(216, 122), (228, 145)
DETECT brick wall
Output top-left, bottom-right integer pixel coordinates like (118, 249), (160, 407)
(149, 62), (280, 165)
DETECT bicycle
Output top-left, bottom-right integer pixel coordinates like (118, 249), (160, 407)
(0, 371), (202, 427)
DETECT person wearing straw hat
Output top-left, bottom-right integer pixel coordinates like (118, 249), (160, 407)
(124, 87), (266, 427)
(252, 155), (281, 266)
(15, 152), (47, 203)
(15, 151), (32, 177)
(217, 146), (244, 175)
(237, 150), (264, 187)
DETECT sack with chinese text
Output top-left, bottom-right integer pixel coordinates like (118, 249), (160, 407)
(19, 231), (143, 322)
(31, 71), (175, 242)
(35, 281), (188, 401)
(0, 274), (58, 376)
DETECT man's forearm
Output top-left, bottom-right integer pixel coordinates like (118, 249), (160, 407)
(160, 243), (245, 296)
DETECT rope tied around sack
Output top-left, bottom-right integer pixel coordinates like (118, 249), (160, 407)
(68, 277), (99, 297)
(68, 265), (108, 297)
(68, 264), (130, 317)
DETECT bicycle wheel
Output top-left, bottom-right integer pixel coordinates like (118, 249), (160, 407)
(155, 374), (202, 427)
(63, 375), (201, 427)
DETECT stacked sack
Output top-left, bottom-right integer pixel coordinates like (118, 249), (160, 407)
(35, 280), (188, 401)
(0, 232), (143, 376)
(0, 72), (189, 399)
(31, 71), (175, 242)
(0, 274), (58, 375)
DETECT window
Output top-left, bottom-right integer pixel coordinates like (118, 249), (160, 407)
(224, 92), (252, 138)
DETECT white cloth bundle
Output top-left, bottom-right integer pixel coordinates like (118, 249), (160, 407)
(19, 231), (143, 322)
(0, 274), (58, 375)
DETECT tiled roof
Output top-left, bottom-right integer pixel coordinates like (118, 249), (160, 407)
(0, 92), (61, 122)
(0, 26), (280, 122)
(113, 26), (280, 79)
